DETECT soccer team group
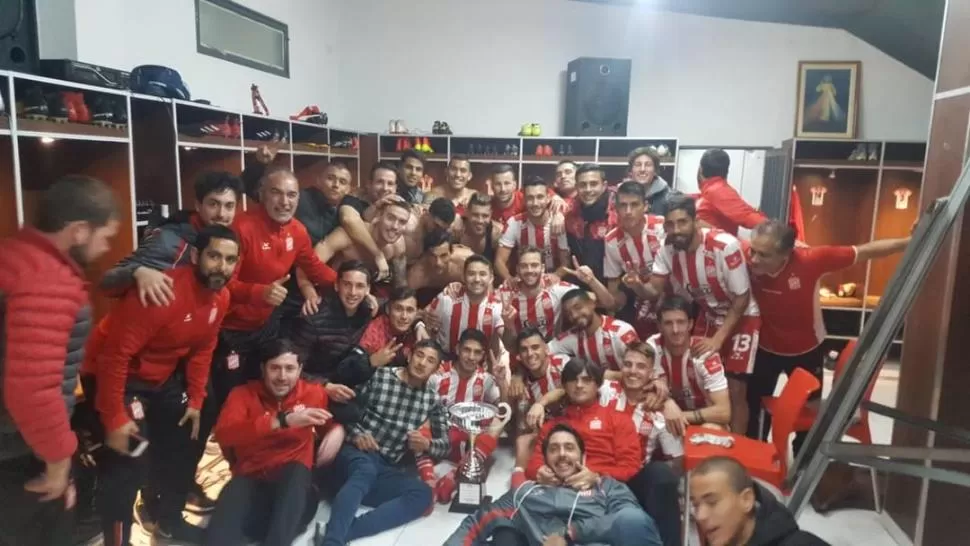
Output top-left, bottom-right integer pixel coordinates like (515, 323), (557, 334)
(0, 145), (912, 546)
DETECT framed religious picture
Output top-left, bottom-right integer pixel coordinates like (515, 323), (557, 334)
(795, 61), (861, 139)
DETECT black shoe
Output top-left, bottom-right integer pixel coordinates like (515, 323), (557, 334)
(46, 92), (68, 122)
(152, 518), (204, 545)
(432, 121), (441, 135)
(22, 87), (47, 118)
(134, 494), (159, 534)
(440, 121), (452, 135)
(91, 96), (113, 125)
(185, 482), (216, 514)
(112, 99), (128, 126)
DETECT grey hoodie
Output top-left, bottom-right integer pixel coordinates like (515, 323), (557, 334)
(644, 176), (671, 217)
(443, 478), (661, 546)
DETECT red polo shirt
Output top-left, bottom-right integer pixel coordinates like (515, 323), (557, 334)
(225, 208), (337, 331)
(749, 245), (857, 355)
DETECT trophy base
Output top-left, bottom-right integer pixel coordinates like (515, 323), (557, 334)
(449, 494), (493, 514)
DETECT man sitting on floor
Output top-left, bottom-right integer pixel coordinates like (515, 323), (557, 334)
(207, 338), (353, 546)
(317, 340), (450, 546)
(690, 456), (829, 546)
(444, 423), (661, 546)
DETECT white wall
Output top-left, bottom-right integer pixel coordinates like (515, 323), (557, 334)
(332, 0), (934, 147)
(71, 0), (347, 124)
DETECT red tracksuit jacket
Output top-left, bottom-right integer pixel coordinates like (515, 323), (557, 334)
(224, 208), (337, 332)
(83, 266), (230, 432)
(696, 176), (767, 236)
(526, 400), (643, 482)
(214, 379), (329, 478)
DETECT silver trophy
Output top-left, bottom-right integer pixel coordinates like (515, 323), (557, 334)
(447, 401), (512, 513)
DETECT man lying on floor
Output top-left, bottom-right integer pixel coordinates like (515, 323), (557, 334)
(444, 423), (661, 546)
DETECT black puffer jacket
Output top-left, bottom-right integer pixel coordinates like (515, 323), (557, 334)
(750, 484), (830, 546)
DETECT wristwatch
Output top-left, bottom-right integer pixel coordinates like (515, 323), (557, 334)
(278, 410), (290, 428)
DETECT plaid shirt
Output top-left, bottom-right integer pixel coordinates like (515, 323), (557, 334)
(350, 367), (450, 463)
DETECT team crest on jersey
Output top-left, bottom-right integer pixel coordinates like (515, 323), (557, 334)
(293, 404), (306, 412)
(285, 236), (294, 251)
(589, 418), (602, 430)
(596, 225), (608, 237)
(725, 251), (743, 270)
(788, 276), (801, 290)
(473, 383), (483, 398)
(639, 420), (654, 435)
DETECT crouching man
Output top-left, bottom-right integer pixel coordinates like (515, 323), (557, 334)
(206, 339), (352, 546)
(445, 423), (661, 546)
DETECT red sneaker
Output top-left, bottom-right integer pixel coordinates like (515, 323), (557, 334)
(434, 473), (456, 504)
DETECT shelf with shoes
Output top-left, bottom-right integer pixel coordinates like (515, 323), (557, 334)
(175, 100), (242, 149)
(289, 117), (329, 156)
(379, 134), (449, 162)
(329, 128), (361, 158)
(520, 137), (596, 164)
(241, 114), (290, 152)
(763, 138), (926, 350)
(11, 73), (130, 142)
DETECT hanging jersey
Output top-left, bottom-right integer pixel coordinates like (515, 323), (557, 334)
(427, 288), (505, 355)
(547, 316), (639, 370)
(500, 214), (568, 270)
(646, 333), (727, 410)
(429, 361), (501, 407)
(652, 228), (759, 325)
(598, 380), (684, 461)
(523, 354), (570, 404)
(499, 279), (577, 340)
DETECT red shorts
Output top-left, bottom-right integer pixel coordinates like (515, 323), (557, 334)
(694, 314), (761, 376)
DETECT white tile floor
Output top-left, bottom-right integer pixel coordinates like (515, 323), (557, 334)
(132, 366), (903, 546)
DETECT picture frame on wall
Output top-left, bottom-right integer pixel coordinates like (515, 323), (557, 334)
(795, 61), (861, 139)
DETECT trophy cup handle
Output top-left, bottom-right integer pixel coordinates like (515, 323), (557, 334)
(496, 402), (513, 427)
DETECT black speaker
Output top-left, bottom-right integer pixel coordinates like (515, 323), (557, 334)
(0, 0), (38, 72)
(564, 57), (631, 137)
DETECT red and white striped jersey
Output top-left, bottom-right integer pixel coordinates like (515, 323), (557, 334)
(603, 215), (665, 279)
(499, 213), (568, 270)
(429, 361), (501, 406)
(547, 316), (639, 370)
(598, 380), (684, 461)
(523, 354), (570, 404)
(427, 288), (505, 354)
(646, 333), (728, 411)
(652, 228), (759, 324)
(498, 279), (577, 340)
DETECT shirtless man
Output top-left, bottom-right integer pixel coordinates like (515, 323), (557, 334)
(406, 230), (475, 292)
(423, 155), (476, 213)
(338, 161), (401, 280)
(301, 200), (411, 311)
(404, 198), (458, 263)
(458, 192), (503, 262)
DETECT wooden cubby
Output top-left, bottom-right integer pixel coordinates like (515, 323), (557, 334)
(373, 134), (679, 191)
(766, 138), (925, 349)
(0, 68), (363, 321)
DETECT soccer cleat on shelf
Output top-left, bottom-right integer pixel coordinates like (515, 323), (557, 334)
(91, 96), (113, 126)
(396, 137), (404, 152)
(424, 137), (433, 153)
(848, 143), (867, 161)
(59, 92), (78, 123)
(534, 144), (544, 157)
(532, 123), (542, 137)
(440, 121), (452, 135)
(22, 87), (48, 119)
(68, 92), (91, 123)
(112, 98), (128, 128)
(46, 92), (69, 123)
(511, 144), (519, 156)
(518, 123), (532, 137)
(389, 119), (397, 134)
(558, 144), (566, 156)
(868, 143), (879, 161)
(566, 144), (575, 156)
(504, 144), (512, 155)
(229, 117), (241, 139)
(432, 120), (442, 135)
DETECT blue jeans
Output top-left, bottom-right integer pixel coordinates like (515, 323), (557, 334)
(610, 506), (663, 546)
(320, 444), (432, 546)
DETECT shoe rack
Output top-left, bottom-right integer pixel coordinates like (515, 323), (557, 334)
(0, 68), (363, 321)
(762, 137), (926, 355)
(375, 134), (679, 195)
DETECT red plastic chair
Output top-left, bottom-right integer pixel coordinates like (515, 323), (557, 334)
(760, 340), (881, 444)
(681, 368), (821, 544)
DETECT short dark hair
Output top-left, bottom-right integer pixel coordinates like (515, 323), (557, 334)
(542, 423), (586, 458)
(699, 149), (730, 179)
(429, 198), (456, 225)
(665, 192), (696, 219)
(561, 288), (592, 307)
(466, 192), (492, 211)
(370, 160), (401, 183)
(260, 338), (304, 366)
(518, 245), (544, 262)
(34, 175), (118, 233)
(556, 160), (577, 170)
(627, 146), (661, 170)
(491, 163), (516, 178)
(400, 149), (426, 168)
(521, 176), (547, 192)
(338, 260), (371, 284)
(412, 338), (444, 360)
(458, 328), (488, 349)
(516, 326), (547, 348)
(615, 180), (647, 204)
(561, 357), (604, 387)
(422, 229), (453, 253)
(752, 219), (796, 253)
(194, 171), (244, 203)
(449, 154), (471, 168)
(692, 456), (754, 495)
(463, 253), (493, 273)
(388, 286), (417, 304)
(193, 224), (239, 251)
(657, 295), (695, 321)
(575, 163), (606, 180)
